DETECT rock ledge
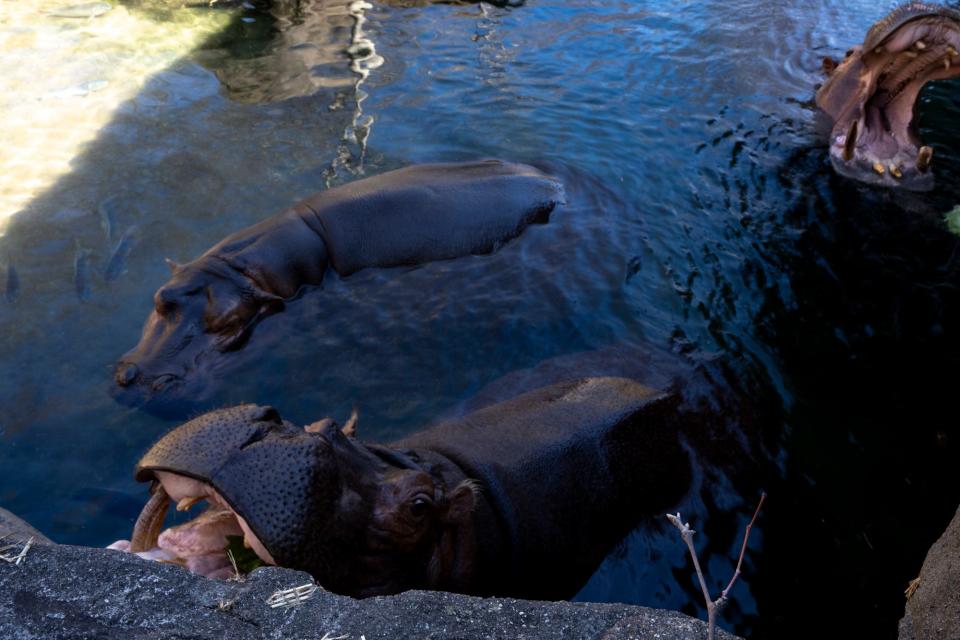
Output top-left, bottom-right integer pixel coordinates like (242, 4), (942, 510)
(0, 540), (739, 640)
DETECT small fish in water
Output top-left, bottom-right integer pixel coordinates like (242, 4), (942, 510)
(104, 226), (140, 283)
(4, 262), (20, 303)
(47, 2), (112, 18)
(74, 242), (93, 302)
(98, 195), (122, 242)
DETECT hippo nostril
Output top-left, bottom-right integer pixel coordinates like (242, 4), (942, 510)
(115, 362), (140, 387)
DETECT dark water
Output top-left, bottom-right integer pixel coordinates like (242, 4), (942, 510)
(2, 1), (959, 638)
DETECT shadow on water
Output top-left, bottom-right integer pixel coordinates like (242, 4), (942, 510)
(1, 1), (960, 639)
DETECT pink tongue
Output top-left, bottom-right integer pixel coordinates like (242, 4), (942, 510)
(158, 507), (244, 558)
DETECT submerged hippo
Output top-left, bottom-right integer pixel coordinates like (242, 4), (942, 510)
(817, 3), (960, 189)
(117, 377), (690, 599)
(112, 160), (564, 417)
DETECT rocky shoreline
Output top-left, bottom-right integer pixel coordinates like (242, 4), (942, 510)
(6, 504), (960, 639)
(0, 508), (739, 640)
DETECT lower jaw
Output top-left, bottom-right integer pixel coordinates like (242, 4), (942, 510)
(829, 146), (934, 191)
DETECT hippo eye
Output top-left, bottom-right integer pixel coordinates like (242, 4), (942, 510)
(409, 495), (432, 519)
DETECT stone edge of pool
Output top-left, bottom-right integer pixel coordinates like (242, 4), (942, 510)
(898, 503), (960, 640)
(0, 507), (741, 640)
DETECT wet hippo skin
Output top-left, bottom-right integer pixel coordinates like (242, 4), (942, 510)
(112, 160), (564, 417)
(127, 377), (691, 600)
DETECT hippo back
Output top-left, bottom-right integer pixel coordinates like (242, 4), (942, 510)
(398, 376), (691, 600)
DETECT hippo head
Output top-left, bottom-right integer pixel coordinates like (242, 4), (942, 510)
(816, 3), (960, 190)
(128, 404), (477, 596)
(112, 260), (284, 417)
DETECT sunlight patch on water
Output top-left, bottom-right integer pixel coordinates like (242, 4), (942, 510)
(0, 1), (235, 234)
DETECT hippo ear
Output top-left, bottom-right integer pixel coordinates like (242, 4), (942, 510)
(442, 479), (479, 524)
(304, 417), (335, 434)
(164, 258), (182, 274)
(341, 407), (358, 438)
(250, 286), (285, 314)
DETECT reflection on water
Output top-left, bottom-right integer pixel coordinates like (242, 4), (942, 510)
(0, 1), (959, 639)
(325, 0), (385, 181)
(0, 1), (234, 231)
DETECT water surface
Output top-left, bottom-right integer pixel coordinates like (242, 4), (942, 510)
(1, 1), (959, 638)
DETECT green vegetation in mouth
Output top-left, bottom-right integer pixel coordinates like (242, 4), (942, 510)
(945, 205), (960, 237)
(224, 535), (264, 574)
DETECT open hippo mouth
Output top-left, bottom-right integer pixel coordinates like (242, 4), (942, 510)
(112, 403), (395, 591)
(817, 3), (960, 189)
(116, 472), (276, 579)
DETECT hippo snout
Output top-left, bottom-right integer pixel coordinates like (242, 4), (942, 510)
(114, 362), (140, 387)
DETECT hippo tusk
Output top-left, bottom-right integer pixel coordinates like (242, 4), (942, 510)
(176, 496), (204, 512)
(917, 146), (934, 172)
(842, 120), (859, 162)
(130, 485), (170, 552)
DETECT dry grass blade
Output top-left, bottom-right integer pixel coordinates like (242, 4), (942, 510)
(0, 536), (34, 565)
(226, 548), (243, 582)
(266, 582), (318, 609)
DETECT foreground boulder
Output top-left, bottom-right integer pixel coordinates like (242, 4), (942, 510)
(0, 541), (741, 640)
(899, 504), (960, 640)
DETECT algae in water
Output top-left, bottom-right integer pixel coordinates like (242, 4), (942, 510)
(946, 206), (960, 237)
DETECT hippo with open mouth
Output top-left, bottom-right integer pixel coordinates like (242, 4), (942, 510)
(111, 160), (564, 417)
(114, 377), (690, 599)
(817, 3), (960, 189)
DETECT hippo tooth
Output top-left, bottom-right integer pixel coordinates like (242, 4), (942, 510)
(917, 146), (934, 172)
(873, 162), (886, 175)
(176, 496), (204, 512)
(904, 50), (919, 59)
(889, 165), (903, 179)
(945, 57), (952, 71)
(843, 120), (859, 161)
(915, 40), (926, 50)
(874, 46), (885, 54)
(949, 46), (959, 57)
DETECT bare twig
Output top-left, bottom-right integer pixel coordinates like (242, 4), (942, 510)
(667, 494), (766, 640)
(719, 493), (766, 603)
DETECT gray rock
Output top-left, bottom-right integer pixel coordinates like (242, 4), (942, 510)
(899, 504), (960, 640)
(0, 541), (741, 640)
(0, 508), (52, 546)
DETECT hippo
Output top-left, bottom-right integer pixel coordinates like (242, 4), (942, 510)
(816, 3), (960, 190)
(112, 160), (564, 417)
(116, 377), (691, 599)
